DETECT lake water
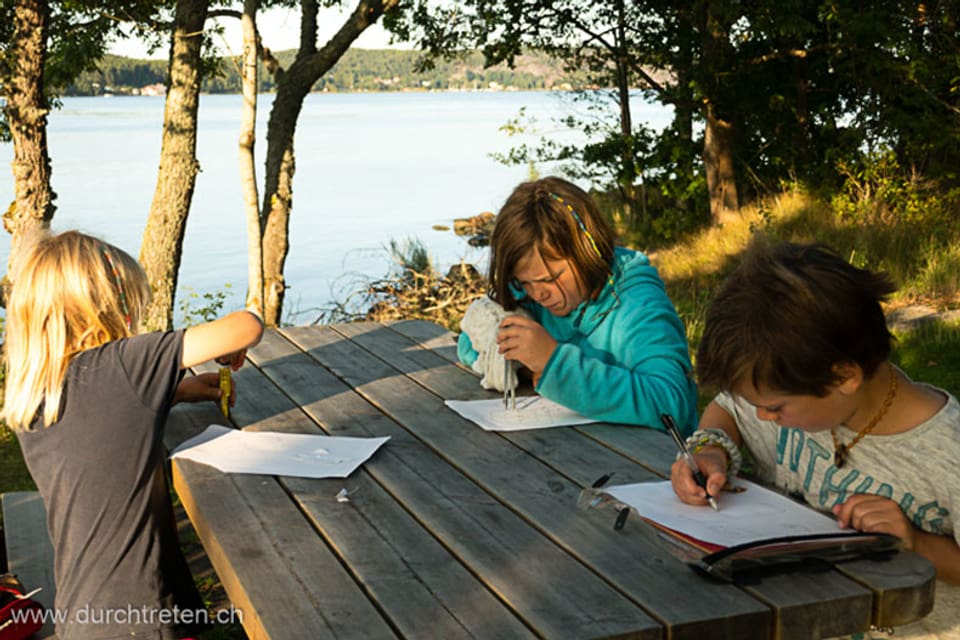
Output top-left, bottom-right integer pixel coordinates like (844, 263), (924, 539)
(0, 91), (670, 325)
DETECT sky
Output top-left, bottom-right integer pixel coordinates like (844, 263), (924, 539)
(108, 5), (402, 59)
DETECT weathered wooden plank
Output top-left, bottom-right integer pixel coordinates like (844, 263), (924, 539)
(838, 553), (936, 627)
(294, 472), (537, 640)
(285, 323), (774, 640)
(249, 329), (659, 640)
(379, 320), (938, 632)
(2, 491), (56, 639)
(217, 334), (536, 640)
(385, 319), (462, 365)
(169, 403), (398, 640)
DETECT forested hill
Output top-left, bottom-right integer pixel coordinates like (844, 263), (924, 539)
(67, 49), (588, 96)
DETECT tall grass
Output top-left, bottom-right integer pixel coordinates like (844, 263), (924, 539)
(650, 187), (960, 397)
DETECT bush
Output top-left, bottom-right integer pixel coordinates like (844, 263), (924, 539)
(315, 238), (487, 332)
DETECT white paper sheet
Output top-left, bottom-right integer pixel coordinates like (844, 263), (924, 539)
(605, 479), (846, 548)
(444, 396), (598, 431)
(170, 425), (389, 478)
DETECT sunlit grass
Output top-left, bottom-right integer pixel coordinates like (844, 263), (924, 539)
(644, 187), (960, 400)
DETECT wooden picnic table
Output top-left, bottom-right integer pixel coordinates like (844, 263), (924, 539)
(164, 320), (936, 640)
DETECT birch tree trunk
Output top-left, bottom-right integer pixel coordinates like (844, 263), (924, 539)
(139, 0), (209, 330)
(259, 0), (398, 326)
(240, 0), (264, 317)
(3, 0), (54, 297)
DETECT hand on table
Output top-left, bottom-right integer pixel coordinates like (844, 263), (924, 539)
(833, 494), (914, 548)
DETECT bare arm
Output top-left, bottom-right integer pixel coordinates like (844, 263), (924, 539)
(698, 400), (743, 446)
(181, 310), (264, 369)
(913, 531), (960, 585)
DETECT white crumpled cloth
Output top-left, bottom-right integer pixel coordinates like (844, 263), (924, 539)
(460, 296), (532, 393)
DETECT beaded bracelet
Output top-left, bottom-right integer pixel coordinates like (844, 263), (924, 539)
(683, 428), (742, 482)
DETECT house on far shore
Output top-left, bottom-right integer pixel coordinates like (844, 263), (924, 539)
(136, 83), (166, 97)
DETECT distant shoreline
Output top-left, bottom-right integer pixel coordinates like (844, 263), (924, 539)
(66, 49), (594, 97)
(73, 86), (578, 98)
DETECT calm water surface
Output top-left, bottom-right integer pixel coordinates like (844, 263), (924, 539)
(0, 91), (669, 324)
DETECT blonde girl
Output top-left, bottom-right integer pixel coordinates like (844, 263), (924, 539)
(4, 230), (262, 639)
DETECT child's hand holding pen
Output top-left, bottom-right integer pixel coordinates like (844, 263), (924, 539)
(669, 445), (728, 509)
(660, 413), (727, 511)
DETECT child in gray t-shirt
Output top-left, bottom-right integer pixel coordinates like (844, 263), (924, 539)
(671, 237), (959, 638)
(4, 231), (264, 640)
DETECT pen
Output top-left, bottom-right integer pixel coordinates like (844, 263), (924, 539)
(591, 472), (615, 488)
(660, 413), (718, 511)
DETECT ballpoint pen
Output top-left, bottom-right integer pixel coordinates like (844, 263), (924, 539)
(660, 413), (719, 511)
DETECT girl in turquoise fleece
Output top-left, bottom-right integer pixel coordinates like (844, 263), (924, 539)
(457, 177), (698, 433)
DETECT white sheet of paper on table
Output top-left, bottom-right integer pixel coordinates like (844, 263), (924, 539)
(604, 479), (847, 548)
(444, 396), (598, 431)
(170, 424), (389, 478)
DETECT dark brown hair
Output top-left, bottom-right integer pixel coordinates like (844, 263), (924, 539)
(488, 177), (614, 310)
(696, 236), (896, 396)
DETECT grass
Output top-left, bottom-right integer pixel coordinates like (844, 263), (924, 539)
(651, 188), (960, 397)
(0, 427), (35, 495)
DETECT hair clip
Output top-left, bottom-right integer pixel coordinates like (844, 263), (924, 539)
(549, 192), (603, 259)
(548, 192), (619, 316)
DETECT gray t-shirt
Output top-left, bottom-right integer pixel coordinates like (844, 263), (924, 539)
(17, 330), (204, 640)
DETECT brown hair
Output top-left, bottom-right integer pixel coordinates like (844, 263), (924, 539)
(488, 176), (614, 310)
(696, 236), (896, 396)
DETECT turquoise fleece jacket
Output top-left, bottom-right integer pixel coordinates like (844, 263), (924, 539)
(458, 247), (698, 434)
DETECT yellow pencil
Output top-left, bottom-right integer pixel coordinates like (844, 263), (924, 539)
(219, 366), (231, 417)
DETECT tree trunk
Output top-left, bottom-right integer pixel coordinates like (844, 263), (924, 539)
(240, 0), (264, 317)
(139, 0), (209, 331)
(3, 0), (55, 299)
(702, 102), (739, 224)
(259, 0), (398, 326)
(699, 2), (739, 224)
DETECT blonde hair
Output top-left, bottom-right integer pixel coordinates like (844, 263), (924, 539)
(3, 230), (151, 430)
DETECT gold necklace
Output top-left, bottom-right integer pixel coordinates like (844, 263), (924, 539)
(831, 362), (897, 469)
